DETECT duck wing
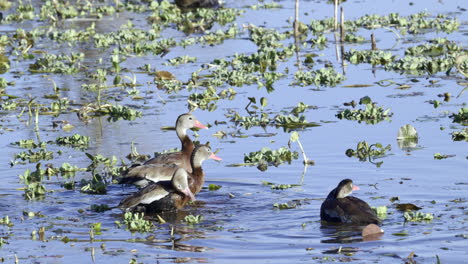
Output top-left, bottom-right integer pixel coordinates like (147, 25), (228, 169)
(119, 163), (178, 187)
(118, 181), (172, 210)
(321, 196), (381, 225)
(144, 152), (192, 173)
(340, 196), (381, 225)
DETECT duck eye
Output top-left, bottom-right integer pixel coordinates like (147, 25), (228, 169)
(188, 117), (193, 120)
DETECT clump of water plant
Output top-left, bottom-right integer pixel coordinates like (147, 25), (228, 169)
(371, 206), (388, 219)
(14, 149), (54, 163)
(262, 181), (298, 190)
(336, 96), (392, 124)
(293, 68), (345, 87)
(55, 134), (90, 148)
(433, 153), (455, 160)
(183, 215), (203, 225)
(11, 139), (46, 149)
(116, 212), (153, 233)
(244, 147), (299, 171)
(397, 124), (419, 150)
(0, 216), (13, 227)
(344, 49), (396, 65)
(273, 202), (297, 209)
(451, 129), (468, 142)
(450, 107), (468, 125)
(345, 141), (391, 167)
(29, 52), (84, 74)
(404, 211), (434, 222)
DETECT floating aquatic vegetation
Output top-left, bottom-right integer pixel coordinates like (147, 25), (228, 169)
(29, 52), (84, 74)
(397, 124), (419, 150)
(246, 2), (282, 9)
(405, 39), (461, 57)
(351, 12), (459, 34)
(14, 149), (54, 163)
(39, 0), (79, 21)
(309, 18), (334, 36)
(433, 153), (455, 160)
(3, 2), (35, 22)
(24, 182), (46, 201)
(262, 181), (299, 190)
(387, 54), (461, 75)
(80, 174), (107, 194)
(76, 103), (142, 122)
(371, 206), (388, 219)
(116, 212), (153, 233)
(244, 147), (299, 171)
(344, 49), (396, 65)
(11, 139), (46, 149)
(165, 55), (197, 66)
(344, 33), (365, 43)
(450, 107), (468, 124)
(345, 141), (391, 167)
(188, 87), (237, 111)
(336, 96), (392, 124)
(55, 134), (90, 148)
(230, 111), (318, 130)
(310, 35), (327, 49)
(183, 215), (203, 225)
(208, 184), (221, 191)
(0, 216), (13, 227)
(451, 129), (468, 142)
(273, 202), (297, 210)
(404, 211), (434, 222)
(293, 68), (345, 87)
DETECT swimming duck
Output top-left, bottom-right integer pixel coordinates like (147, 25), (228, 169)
(320, 179), (381, 225)
(143, 113), (208, 172)
(119, 144), (221, 193)
(119, 168), (196, 213)
(175, 0), (220, 9)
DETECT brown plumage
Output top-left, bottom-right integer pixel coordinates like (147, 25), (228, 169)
(119, 113), (207, 187)
(175, 0), (220, 9)
(119, 168), (195, 213)
(320, 179), (381, 225)
(119, 144), (221, 193)
(143, 113), (207, 172)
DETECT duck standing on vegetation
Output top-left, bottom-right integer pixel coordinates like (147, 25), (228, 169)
(119, 168), (196, 213)
(119, 144), (221, 194)
(175, 0), (220, 9)
(320, 179), (381, 226)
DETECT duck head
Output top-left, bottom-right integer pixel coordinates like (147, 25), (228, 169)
(176, 113), (208, 131)
(333, 179), (360, 199)
(172, 168), (196, 201)
(191, 144), (222, 167)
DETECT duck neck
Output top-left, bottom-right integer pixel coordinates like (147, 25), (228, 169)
(176, 126), (193, 153)
(190, 157), (205, 194)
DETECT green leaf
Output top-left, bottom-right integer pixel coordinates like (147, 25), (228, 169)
(260, 97), (268, 108)
(289, 131), (299, 142)
(397, 124), (418, 139)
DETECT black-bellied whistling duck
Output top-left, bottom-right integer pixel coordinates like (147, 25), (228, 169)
(143, 113), (208, 172)
(119, 168), (196, 213)
(320, 179), (381, 225)
(119, 144), (221, 193)
(175, 0), (219, 9)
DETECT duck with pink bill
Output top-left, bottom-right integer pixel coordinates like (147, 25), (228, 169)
(119, 144), (221, 195)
